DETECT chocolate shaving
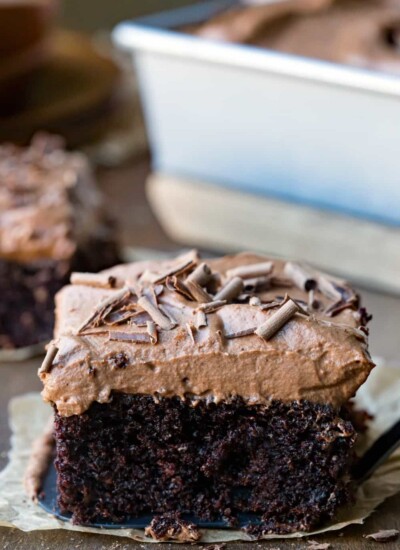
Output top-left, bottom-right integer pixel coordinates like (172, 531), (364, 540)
(308, 288), (321, 311)
(185, 262), (212, 286)
(159, 304), (178, 326)
(225, 327), (256, 339)
(186, 280), (212, 303)
(243, 276), (271, 292)
(146, 321), (158, 344)
(78, 288), (131, 333)
(154, 284), (164, 296)
(79, 329), (109, 336)
(255, 298), (300, 340)
(260, 300), (284, 311)
(166, 276), (194, 301)
(108, 331), (152, 344)
(284, 261), (317, 291)
(366, 529), (399, 542)
(226, 261), (273, 280)
(317, 275), (348, 301)
(325, 299), (355, 317)
(214, 276), (244, 302)
(128, 310), (152, 327)
(195, 310), (207, 328)
(354, 307), (373, 326)
(70, 272), (118, 289)
(269, 276), (294, 288)
(138, 296), (176, 330)
(103, 309), (139, 326)
(185, 323), (196, 344)
(148, 251), (198, 284)
(207, 272), (222, 293)
(198, 300), (227, 313)
(38, 344), (58, 374)
(142, 285), (159, 307)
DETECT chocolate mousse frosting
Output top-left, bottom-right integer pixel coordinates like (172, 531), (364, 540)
(190, 0), (400, 75)
(0, 133), (106, 263)
(40, 251), (375, 416)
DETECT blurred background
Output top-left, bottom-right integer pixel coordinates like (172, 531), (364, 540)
(1, 0), (400, 360)
(61, 1), (192, 31)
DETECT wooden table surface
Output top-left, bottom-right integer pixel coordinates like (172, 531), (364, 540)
(1, 157), (399, 549)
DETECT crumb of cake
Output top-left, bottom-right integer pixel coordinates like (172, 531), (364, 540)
(144, 514), (201, 542)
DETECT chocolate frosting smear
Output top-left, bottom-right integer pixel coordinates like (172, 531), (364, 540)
(39, 251), (375, 416)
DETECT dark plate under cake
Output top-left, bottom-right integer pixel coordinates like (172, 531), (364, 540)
(39, 251), (375, 536)
(0, 133), (120, 350)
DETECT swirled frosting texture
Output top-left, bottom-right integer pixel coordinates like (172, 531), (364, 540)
(40, 252), (375, 416)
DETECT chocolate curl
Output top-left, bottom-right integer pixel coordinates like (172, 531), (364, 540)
(283, 261), (317, 291)
(226, 261), (273, 280)
(317, 275), (345, 301)
(225, 327), (257, 339)
(108, 331), (152, 343)
(70, 272), (118, 289)
(185, 323), (196, 344)
(185, 262), (212, 286)
(77, 287), (132, 333)
(242, 276), (271, 291)
(38, 344), (59, 374)
(186, 280), (213, 303)
(195, 310), (207, 328)
(166, 276), (193, 301)
(138, 296), (176, 330)
(255, 298), (300, 340)
(198, 300), (227, 313)
(214, 277), (244, 302)
(149, 250), (199, 284)
(325, 300), (355, 317)
(146, 321), (158, 344)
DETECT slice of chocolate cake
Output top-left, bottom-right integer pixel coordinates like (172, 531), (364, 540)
(39, 251), (374, 534)
(0, 133), (120, 350)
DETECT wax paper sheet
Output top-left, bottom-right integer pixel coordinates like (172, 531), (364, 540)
(0, 360), (399, 543)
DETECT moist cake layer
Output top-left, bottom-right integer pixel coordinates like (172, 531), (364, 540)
(40, 251), (374, 416)
(0, 236), (120, 349)
(55, 393), (356, 531)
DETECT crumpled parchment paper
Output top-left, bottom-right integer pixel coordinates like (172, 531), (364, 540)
(0, 360), (399, 543)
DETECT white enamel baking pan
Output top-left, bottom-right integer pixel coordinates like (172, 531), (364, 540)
(113, 0), (400, 226)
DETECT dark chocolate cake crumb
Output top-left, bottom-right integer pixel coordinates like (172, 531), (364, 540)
(145, 513), (201, 542)
(0, 236), (120, 349)
(108, 352), (129, 370)
(54, 395), (356, 531)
